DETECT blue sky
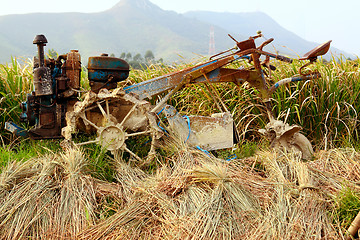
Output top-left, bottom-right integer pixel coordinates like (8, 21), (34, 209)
(0, 0), (357, 56)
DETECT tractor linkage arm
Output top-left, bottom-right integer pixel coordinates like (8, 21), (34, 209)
(123, 33), (329, 115)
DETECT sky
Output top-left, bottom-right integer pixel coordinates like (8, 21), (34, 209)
(0, 0), (358, 56)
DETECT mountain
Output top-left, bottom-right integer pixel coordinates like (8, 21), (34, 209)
(0, 0), (349, 64)
(184, 11), (347, 58)
(0, 0), (236, 63)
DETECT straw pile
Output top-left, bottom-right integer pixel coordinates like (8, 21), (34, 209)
(80, 142), (358, 239)
(0, 142), (359, 239)
(0, 148), (99, 239)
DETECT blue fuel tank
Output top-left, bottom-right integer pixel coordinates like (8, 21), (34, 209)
(88, 54), (130, 92)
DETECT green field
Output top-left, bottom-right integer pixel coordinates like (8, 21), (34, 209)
(0, 56), (360, 239)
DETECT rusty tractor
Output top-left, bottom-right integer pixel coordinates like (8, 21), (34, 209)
(5, 33), (331, 161)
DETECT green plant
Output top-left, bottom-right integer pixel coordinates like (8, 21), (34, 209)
(0, 139), (63, 170)
(0, 58), (33, 142)
(333, 187), (360, 231)
(214, 139), (265, 160)
(271, 57), (360, 149)
(79, 140), (115, 182)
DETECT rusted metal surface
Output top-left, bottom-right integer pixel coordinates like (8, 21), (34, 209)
(123, 50), (260, 99)
(33, 35), (47, 67)
(33, 35), (53, 96)
(299, 40), (332, 76)
(188, 113), (233, 150)
(62, 88), (160, 161)
(300, 40), (332, 61)
(162, 105), (234, 151)
(16, 35), (82, 139)
(33, 66), (53, 96)
(64, 50), (81, 89)
(259, 120), (313, 160)
(39, 112), (55, 128)
(236, 38), (256, 51)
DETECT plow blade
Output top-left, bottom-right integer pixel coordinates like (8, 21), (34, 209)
(163, 105), (234, 151)
(187, 112), (234, 151)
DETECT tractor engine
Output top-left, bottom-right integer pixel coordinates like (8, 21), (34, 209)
(20, 34), (130, 139)
(20, 34), (81, 139)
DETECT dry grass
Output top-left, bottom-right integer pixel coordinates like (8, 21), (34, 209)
(0, 160), (37, 203)
(0, 139), (359, 239)
(0, 148), (100, 239)
(78, 141), (357, 239)
(250, 151), (339, 239)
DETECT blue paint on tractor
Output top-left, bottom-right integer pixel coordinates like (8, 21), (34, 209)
(5, 122), (28, 137)
(88, 56), (130, 83)
(124, 75), (173, 100)
(291, 76), (303, 82)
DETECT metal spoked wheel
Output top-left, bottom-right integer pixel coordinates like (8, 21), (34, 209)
(63, 88), (158, 162)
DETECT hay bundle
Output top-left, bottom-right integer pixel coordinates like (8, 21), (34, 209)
(165, 158), (264, 239)
(249, 150), (340, 239)
(53, 149), (98, 238)
(0, 148), (99, 239)
(80, 143), (270, 239)
(310, 148), (360, 184)
(0, 142), (358, 239)
(0, 160), (37, 204)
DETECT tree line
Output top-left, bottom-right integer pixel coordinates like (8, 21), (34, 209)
(111, 50), (163, 69)
(47, 49), (164, 70)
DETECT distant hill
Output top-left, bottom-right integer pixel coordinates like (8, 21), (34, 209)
(184, 11), (348, 59)
(0, 0), (236, 63)
(0, 0), (349, 64)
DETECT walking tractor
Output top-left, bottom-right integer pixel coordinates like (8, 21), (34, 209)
(5, 33), (331, 161)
